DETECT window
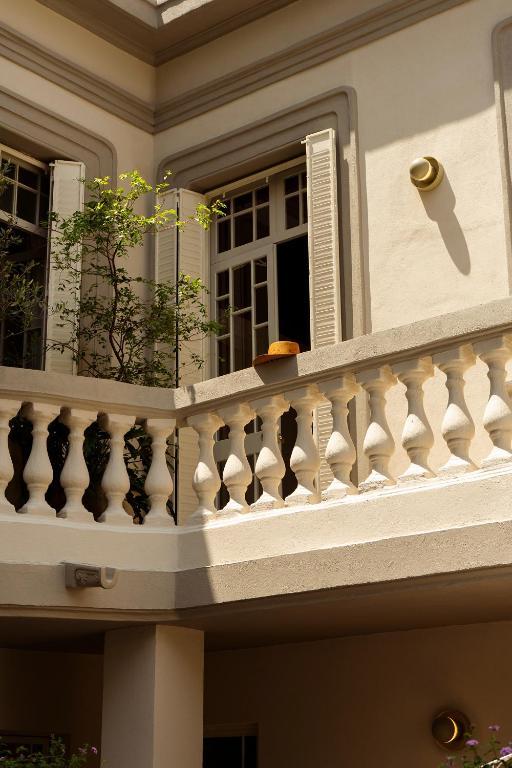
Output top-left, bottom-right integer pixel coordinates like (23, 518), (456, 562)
(204, 734), (257, 768)
(210, 160), (310, 504)
(210, 160), (310, 379)
(0, 145), (49, 369)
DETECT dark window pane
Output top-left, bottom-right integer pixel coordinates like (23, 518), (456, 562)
(285, 174), (299, 194)
(217, 337), (230, 375)
(203, 736), (242, 768)
(302, 190), (308, 223)
(1, 162), (16, 179)
(256, 206), (269, 240)
(255, 325), (268, 356)
(218, 219), (231, 253)
(216, 462), (230, 511)
(39, 195), (49, 226)
(0, 181), (14, 214)
(233, 262), (251, 309)
(254, 256), (267, 284)
(222, 198), (231, 215)
(216, 297), (229, 333)
(233, 191), (252, 213)
(234, 212), (253, 247)
(255, 286), (268, 325)
(217, 270), (229, 297)
(16, 187), (37, 223)
(255, 185), (269, 205)
(246, 453), (256, 505)
(245, 736), (258, 768)
(285, 195), (300, 229)
(234, 311), (252, 370)
(18, 167), (39, 189)
(301, 171), (307, 188)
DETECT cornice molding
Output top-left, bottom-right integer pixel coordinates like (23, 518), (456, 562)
(0, 23), (155, 132)
(2, 0), (471, 134)
(35, 0), (297, 65)
(154, 0), (471, 131)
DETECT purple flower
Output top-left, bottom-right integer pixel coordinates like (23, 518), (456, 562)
(91, 747), (98, 755)
(489, 725), (501, 733)
(500, 747), (512, 757)
(466, 739), (479, 747)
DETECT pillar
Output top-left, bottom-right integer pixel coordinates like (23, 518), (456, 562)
(101, 625), (204, 768)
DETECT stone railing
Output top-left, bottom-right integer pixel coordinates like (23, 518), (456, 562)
(2, 297), (512, 529)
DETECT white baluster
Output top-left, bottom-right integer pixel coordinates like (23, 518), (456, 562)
(217, 403), (255, 516)
(250, 395), (289, 511)
(144, 418), (176, 527)
(433, 344), (476, 475)
(58, 408), (97, 522)
(474, 335), (512, 467)
(357, 366), (397, 491)
(186, 412), (224, 525)
(0, 400), (20, 517)
(284, 385), (323, 505)
(99, 413), (135, 525)
(319, 376), (359, 500)
(19, 402), (61, 517)
(392, 357), (435, 482)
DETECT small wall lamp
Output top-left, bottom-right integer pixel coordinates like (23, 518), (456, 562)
(432, 710), (470, 751)
(409, 156), (444, 191)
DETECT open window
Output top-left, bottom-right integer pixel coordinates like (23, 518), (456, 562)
(0, 144), (84, 375)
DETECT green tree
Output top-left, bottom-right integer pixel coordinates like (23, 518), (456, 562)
(49, 170), (223, 386)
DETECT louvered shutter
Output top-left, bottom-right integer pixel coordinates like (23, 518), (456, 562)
(155, 188), (208, 524)
(45, 160), (85, 374)
(306, 128), (342, 491)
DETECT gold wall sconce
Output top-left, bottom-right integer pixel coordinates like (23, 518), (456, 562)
(432, 710), (471, 751)
(409, 156), (444, 191)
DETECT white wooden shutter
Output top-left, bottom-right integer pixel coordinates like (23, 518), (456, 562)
(155, 188), (208, 523)
(45, 160), (85, 375)
(306, 128), (342, 491)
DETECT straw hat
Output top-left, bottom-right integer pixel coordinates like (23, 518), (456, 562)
(253, 340), (300, 366)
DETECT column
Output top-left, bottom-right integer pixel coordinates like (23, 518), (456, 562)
(99, 413), (135, 525)
(144, 418), (176, 527)
(357, 366), (397, 491)
(187, 412), (223, 524)
(319, 376), (359, 500)
(250, 394), (289, 511)
(217, 403), (254, 516)
(102, 625), (204, 768)
(284, 385), (323, 505)
(58, 408), (97, 522)
(392, 357), (435, 482)
(0, 400), (20, 517)
(474, 335), (512, 467)
(433, 344), (476, 475)
(19, 402), (61, 517)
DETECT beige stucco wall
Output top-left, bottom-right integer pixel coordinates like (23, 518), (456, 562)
(0, 648), (102, 755)
(155, 0), (512, 333)
(205, 620), (512, 768)
(0, 0), (154, 103)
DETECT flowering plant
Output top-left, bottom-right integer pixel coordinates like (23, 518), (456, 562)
(440, 726), (512, 767)
(0, 737), (98, 767)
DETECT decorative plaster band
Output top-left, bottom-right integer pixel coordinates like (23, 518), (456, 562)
(1, 0), (471, 132)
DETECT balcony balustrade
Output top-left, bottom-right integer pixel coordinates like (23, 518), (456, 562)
(1, 298), (512, 532)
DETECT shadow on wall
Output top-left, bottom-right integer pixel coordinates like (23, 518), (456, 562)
(419, 172), (471, 275)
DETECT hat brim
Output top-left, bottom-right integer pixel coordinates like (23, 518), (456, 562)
(253, 352), (297, 366)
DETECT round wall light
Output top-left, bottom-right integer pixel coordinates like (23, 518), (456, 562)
(409, 156), (444, 191)
(432, 710), (471, 751)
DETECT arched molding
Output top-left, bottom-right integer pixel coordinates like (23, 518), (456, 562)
(0, 86), (116, 178)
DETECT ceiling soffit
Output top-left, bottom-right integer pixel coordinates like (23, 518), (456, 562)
(35, 0), (298, 64)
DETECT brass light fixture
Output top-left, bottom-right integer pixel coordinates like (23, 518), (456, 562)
(432, 710), (470, 751)
(409, 156), (444, 191)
